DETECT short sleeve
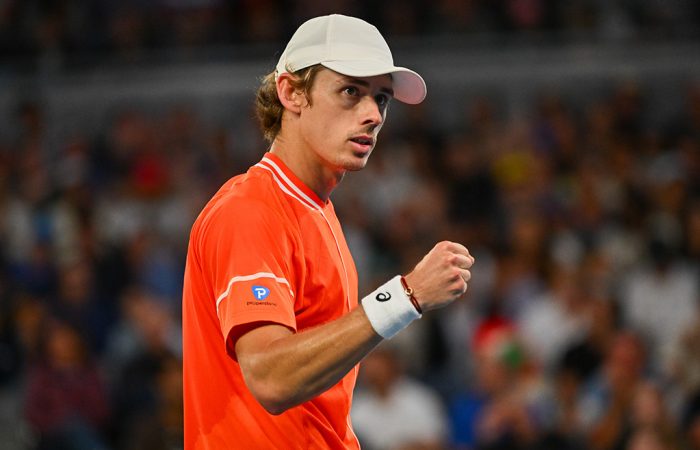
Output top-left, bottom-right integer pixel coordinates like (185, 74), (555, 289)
(198, 197), (298, 348)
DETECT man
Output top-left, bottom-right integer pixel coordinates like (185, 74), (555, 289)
(351, 345), (449, 449)
(182, 14), (474, 449)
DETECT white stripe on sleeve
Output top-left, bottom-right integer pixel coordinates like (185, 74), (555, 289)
(216, 272), (294, 312)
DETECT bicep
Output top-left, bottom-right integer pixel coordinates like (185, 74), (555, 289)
(233, 323), (293, 364)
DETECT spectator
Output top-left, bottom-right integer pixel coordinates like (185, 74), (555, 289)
(578, 330), (649, 450)
(519, 264), (588, 373)
(105, 287), (181, 448)
(668, 302), (700, 400)
(352, 345), (449, 450)
(559, 288), (623, 384)
(626, 427), (671, 450)
(620, 239), (699, 374)
(120, 353), (183, 450)
(24, 318), (110, 450)
(52, 259), (115, 354)
(627, 381), (680, 450)
(449, 316), (554, 450)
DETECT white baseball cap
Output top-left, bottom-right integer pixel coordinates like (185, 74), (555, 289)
(275, 14), (427, 105)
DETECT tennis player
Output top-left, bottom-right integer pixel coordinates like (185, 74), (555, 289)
(182, 14), (474, 449)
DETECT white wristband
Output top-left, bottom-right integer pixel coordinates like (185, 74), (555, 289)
(361, 275), (422, 339)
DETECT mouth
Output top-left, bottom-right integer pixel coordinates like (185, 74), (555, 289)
(349, 135), (374, 153)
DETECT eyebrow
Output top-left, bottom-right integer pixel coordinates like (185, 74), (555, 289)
(345, 77), (395, 97)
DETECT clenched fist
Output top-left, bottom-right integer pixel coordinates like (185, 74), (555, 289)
(403, 241), (474, 312)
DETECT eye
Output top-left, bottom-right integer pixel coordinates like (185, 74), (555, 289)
(343, 86), (360, 97)
(375, 94), (391, 107)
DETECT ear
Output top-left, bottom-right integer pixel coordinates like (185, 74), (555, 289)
(276, 73), (306, 114)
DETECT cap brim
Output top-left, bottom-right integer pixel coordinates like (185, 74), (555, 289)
(322, 60), (427, 105)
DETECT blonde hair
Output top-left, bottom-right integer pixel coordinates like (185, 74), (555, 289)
(255, 65), (323, 143)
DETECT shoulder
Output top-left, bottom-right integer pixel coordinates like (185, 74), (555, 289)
(197, 169), (288, 234)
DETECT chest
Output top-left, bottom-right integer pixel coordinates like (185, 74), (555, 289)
(291, 208), (358, 330)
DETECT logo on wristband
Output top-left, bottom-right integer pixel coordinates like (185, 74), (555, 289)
(375, 292), (391, 302)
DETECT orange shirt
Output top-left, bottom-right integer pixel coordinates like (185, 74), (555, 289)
(182, 153), (360, 449)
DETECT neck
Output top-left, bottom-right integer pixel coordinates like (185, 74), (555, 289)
(269, 138), (344, 202)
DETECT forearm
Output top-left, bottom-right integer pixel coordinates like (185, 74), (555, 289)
(236, 241), (475, 415)
(237, 306), (382, 414)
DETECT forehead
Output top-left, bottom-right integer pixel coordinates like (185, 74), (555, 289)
(317, 68), (394, 94)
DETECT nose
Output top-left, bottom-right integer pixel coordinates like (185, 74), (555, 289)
(361, 96), (384, 129)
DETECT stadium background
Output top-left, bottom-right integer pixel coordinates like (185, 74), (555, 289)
(0, 1), (699, 449)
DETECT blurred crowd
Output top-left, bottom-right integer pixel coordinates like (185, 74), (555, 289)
(1, 71), (699, 450)
(0, 5), (700, 449)
(1, 0), (700, 64)
(0, 101), (212, 448)
(343, 80), (700, 450)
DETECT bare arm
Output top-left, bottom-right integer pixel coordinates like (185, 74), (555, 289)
(235, 241), (474, 414)
(236, 307), (381, 414)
